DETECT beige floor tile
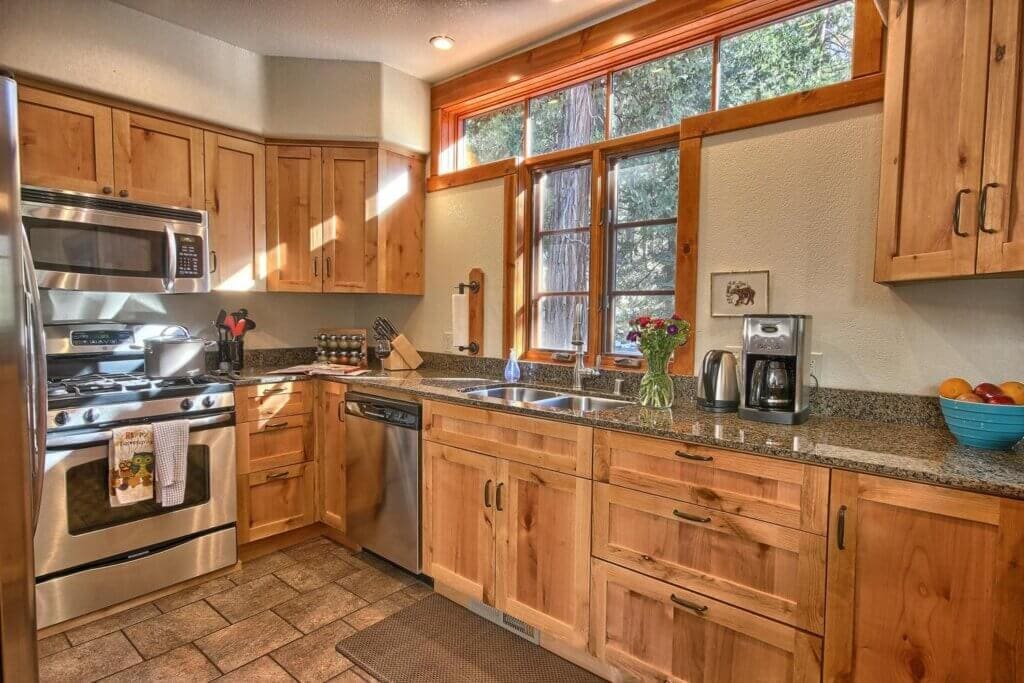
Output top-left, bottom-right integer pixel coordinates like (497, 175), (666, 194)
(214, 655), (294, 682)
(275, 552), (359, 593)
(99, 644), (220, 683)
(123, 600), (229, 659)
(280, 536), (336, 562)
(343, 591), (416, 631)
(207, 573), (298, 623)
(270, 618), (356, 683)
(401, 581), (434, 602)
(336, 568), (407, 603)
(195, 610), (301, 673)
(274, 583), (367, 634)
(38, 631), (141, 683)
(153, 576), (235, 612)
(64, 603), (161, 646)
(328, 667), (379, 682)
(229, 551), (297, 586)
(37, 633), (70, 658)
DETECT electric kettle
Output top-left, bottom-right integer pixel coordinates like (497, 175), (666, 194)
(696, 350), (739, 412)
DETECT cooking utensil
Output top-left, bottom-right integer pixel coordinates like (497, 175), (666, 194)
(144, 326), (214, 379)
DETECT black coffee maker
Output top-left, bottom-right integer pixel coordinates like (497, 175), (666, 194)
(739, 315), (812, 425)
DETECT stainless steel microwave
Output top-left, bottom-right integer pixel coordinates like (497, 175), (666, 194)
(20, 186), (210, 293)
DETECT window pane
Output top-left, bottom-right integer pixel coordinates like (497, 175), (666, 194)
(459, 102), (524, 168)
(611, 45), (712, 137)
(613, 224), (676, 291)
(719, 2), (854, 109)
(535, 295), (588, 351)
(538, 233), (590, 293)
(539, 164), (592, 231)
(529, 78), (606, 156)
(613, 148), (679, 223)
(609, 294), (675, 355)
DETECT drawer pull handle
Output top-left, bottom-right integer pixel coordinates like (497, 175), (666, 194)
(670, 594), (708, 615)
(264, 421), (289, 430)
(837, 505), (847, 550)
(266, 471), (289, 480)
(673, 509), (711, 523)
(675, 450), (713, 462)
(484, 479), (493, 508)
(495, 482), (505, 511)
(262, 388), (287, 395)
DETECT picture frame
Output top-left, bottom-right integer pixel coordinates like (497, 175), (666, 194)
(710, 270), (770, 317)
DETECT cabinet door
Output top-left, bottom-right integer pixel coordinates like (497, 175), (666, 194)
(266, 146), (323, 292)
(977, 0), (1024, 274)
(322, 147), (377, 292)
(422, 442), (497, 604)
(874, 0), (992, 282)
(377, 150), (425, 294)
(235, 382), (315, 422)
(236, 414), (313, 475)
(593, 559), (823, 683)
(203, 132), (267, 291)
(237, 462), (316, 544)
(495, 461), (590, 647)
(317, 381), (346, 532)
(824, 472), (1024, 681)
(17, 87), (114, 194)
(112, 110), (204, 207)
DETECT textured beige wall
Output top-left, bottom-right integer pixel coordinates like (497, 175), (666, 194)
(381, 64), (432, 153)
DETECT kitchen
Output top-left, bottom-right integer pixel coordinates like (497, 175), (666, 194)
(1, 0), (1024, 681)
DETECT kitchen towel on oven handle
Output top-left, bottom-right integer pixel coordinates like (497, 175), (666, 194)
(153, 420), (189, 507)
(110, 425), (155, 507)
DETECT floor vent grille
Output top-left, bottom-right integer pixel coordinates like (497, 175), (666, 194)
(466, 599), (540, 644)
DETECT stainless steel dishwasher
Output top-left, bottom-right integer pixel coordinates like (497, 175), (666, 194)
(344, 391), (421, 573)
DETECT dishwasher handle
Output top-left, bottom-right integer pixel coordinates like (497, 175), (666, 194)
(345, 394), (421, 429)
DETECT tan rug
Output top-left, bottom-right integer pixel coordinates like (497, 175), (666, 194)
(336, 594), (603, 682)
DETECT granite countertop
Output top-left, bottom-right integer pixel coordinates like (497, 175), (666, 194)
(231, 364), (1024, 500)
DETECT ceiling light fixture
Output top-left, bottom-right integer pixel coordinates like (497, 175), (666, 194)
(430, 35), (455, 50)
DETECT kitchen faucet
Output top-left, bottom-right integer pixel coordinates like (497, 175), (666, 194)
(570, 301), (600, 391)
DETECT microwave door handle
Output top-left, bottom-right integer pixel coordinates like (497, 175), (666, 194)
(164, 225), (177, 292)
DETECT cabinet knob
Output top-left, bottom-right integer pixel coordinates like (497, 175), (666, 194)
(101, 186), (113, 195)
(118, 189), (129, 198)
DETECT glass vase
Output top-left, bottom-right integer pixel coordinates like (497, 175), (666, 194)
(638, 350), (674, 408)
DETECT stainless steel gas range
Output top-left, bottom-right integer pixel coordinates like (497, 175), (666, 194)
(36, 323), (237, 628)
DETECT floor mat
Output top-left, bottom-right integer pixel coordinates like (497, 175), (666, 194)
(336, 594), (603, 682)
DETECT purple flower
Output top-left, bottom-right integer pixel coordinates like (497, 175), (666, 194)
(667, 324), (679, 335)
(626, 330), (639, 343)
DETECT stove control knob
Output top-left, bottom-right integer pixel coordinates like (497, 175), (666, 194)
(54, 411), (69, 426)
(180, 398), (194, 410)
(83, 409), (97, 423)
(201, 396), (215, 408)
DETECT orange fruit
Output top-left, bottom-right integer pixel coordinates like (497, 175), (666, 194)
(939, 377), (973, 399)
(1000, 381), (1024, 405)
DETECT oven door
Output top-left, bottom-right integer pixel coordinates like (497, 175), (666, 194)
(22, 199), (208, 293)
(34, 412), (236, 578)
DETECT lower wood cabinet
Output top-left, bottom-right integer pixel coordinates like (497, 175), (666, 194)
(236, 414), (312, 475)
(237, 462), (315, 544)
(235, 381), (315, 422)
(824, 471), (1024, 681)
(317, 381), (346, 532)
(592, 559), (823, 683)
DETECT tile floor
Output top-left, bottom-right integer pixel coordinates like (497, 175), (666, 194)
(37, 535), (433, 682)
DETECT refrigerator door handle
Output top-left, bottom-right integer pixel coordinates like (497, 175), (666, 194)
(21, 226), (47, 531)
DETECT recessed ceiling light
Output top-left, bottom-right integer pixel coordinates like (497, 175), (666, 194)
(430, 35), (455, 51)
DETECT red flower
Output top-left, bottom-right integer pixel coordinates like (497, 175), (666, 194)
(671, 313), (682, 321)
(653, 320), (665, 329)
(636, 316), (651, 327)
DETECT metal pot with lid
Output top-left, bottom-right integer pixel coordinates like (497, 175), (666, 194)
(144, 325), (215, 379)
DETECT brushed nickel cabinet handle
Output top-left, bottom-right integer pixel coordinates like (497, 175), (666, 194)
(952, 188), (971, 237)
(483, 479), (493, 508)
(210, 250), (218, 273)
(670, 594), (708, 615)
(266, 471), (289, 480)
(837, 505), (848, 550)
(263, 421), (289, 430)
(979, 182), (1000, 234)
(326, 256), (332, 278)
(102, 186), (113, 195)
(495, 482), (505, 511)
(337, 401), (344, 422)
(313, 256), (319, 277)
(675, 450), (713, 462)
(119, 189), (129, 198)
(673, 509), (712, 523)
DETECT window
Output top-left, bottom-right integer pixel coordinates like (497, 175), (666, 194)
(459, 102), (524, 168)
(611, 44), (712, 138)
(531, 163), (592, 351)
(529, 77), (606, 156)
(718, 2), (855, 109)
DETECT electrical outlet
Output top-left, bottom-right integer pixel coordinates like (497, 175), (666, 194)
(809, 352), (825, 384)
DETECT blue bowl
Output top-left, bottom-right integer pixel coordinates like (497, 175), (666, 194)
(940, 397), (1024, 450)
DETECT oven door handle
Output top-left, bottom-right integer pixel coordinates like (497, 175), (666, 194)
(164, 225), (177, 293)
(47, 412), (233, 449)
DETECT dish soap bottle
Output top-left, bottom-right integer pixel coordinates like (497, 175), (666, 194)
(504, 348), (521, 383)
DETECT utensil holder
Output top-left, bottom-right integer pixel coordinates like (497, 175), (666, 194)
(219, 339), (244, 371)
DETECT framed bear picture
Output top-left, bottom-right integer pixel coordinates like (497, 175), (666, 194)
(710, 270), (769, 317)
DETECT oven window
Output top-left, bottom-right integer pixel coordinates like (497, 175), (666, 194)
(26, 218), (167, 278)
(65, 445), (211, 535)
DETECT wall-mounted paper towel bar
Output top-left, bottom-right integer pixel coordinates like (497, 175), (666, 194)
(452, 268), (484, 355)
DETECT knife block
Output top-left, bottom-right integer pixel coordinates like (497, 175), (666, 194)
(381, 334), (423, 371)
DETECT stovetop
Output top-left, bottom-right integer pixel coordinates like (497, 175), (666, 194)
(47, 372), (231, 404)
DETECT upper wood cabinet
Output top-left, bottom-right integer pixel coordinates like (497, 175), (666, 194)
(323, 147), (377, 292)
(112, 110), (205, 207)
(377, 149), (425, 294)
(824, 471), (1024, 681)
(876, 0), (1024, 281)
(266, 145), (324, 292)
(204, 132), (266, 291)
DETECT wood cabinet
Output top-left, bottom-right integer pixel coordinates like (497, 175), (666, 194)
(204, 132), (266, 291)
(112, 110), (205, 207)
(237, 462), (316, 544)
(322, 147), (377, 292)
(824, 471), (1024, 681)
(235, 381), (315, 422)
(875, 0), (1024, 280)
(316, 381), (346, 532)
(592, 559), (823, 683)
(376, 149), (425, 294)
(266, 145), (323, 292)
(236, 414), (313, 475)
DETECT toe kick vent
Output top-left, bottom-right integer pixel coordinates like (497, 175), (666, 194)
(466, 599), (540, 644)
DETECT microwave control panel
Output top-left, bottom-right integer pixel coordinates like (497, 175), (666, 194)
(175, 234), (204, 278)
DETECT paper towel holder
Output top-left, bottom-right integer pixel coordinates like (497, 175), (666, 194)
(455, 279), (480, 294)
(454, 267), (484, 355)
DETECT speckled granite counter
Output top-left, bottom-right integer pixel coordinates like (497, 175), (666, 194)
(215, 367), (313, 385)
(226, 365), (1024, 500)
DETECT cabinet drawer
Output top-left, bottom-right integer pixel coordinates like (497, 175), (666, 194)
(593, 483), (825, 633)
(235, 381), (314, 422)
(237, 414), (313, 475)
(592, 559), (822, 683)
(423, 401), (592, 477)
(594, 430), (828, 534)
(238, 462), (315, 544)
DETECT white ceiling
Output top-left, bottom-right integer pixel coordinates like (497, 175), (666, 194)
(111, 0), (651, 83)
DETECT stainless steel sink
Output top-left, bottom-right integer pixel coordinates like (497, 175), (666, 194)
(461, 386), (564, 403)
(532, 394), (633, 412)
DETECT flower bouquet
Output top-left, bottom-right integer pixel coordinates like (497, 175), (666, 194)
(626, 314), (691, 408)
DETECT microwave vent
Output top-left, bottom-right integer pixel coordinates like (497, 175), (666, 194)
(21, 187), (204, 224)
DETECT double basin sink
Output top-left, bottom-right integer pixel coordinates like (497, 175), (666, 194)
(461, 384), (633, 413)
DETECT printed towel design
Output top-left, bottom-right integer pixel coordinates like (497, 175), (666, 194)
(153, 420), (189, 507)
(110, 425), (155, 507)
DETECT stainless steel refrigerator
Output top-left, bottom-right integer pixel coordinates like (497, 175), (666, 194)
(0, 72), (46, 680)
